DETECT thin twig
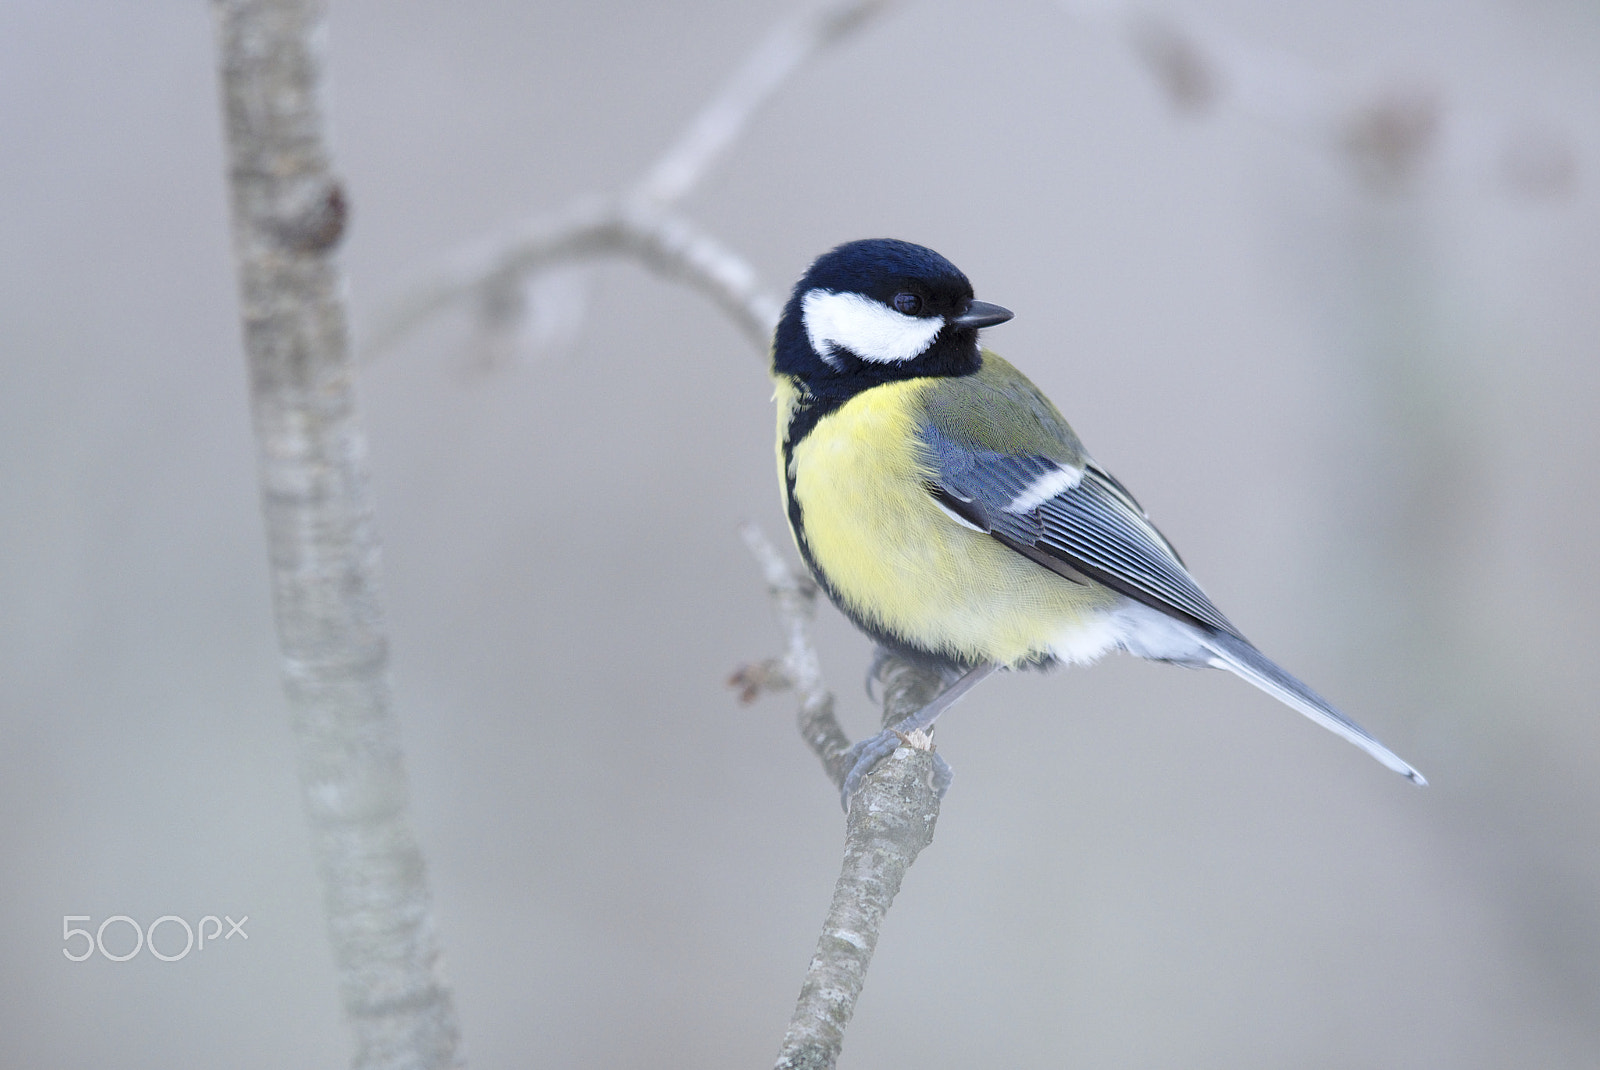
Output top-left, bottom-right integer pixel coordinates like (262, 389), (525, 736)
(364, 0), (888, 360)
(738, 523), (850, 786)
(636, 0), (890, 204)
(1057, 0), (1578, 197)
(367, 198), (780, 357)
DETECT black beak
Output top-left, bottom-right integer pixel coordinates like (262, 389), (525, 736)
(949, 300), (1014, 330)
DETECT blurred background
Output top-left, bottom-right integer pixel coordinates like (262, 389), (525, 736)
(3, 0), (1598, 1066)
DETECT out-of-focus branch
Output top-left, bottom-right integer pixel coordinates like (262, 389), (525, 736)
(366, 0), (888, 361)
(1059, 0), (1579, 197)
(738, 525), (948, 1070)
(637, 0), (890, 205)
(210, 2), (461, 1068)
(368, 197), (781, 356)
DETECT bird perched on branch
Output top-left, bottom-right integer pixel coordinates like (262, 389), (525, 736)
(771, 238), (1424, 808)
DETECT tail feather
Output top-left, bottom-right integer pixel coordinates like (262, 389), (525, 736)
(1199, 630), (1426, 785)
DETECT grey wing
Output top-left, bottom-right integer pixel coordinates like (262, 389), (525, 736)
(923, 428), (1427, 783)
(923, 426), (1242, 639)
(1034, 461), (1244, 637)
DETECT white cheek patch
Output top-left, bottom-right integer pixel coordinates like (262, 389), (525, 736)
(802, 289), (945, 366)
(1004, 465), (1083, 514)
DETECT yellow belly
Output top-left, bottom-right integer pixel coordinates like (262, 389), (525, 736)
(776, 376), (1116, 667)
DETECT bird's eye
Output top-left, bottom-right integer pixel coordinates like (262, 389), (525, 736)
(892, 292), (923, 316)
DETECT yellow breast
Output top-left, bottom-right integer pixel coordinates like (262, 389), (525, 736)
(775, 376), (1115, 667)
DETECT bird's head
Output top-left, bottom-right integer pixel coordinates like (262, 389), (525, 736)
(773, 238), (1013, 394)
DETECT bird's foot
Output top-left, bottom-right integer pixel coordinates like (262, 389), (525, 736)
(838, 728), (953, 811)
(838, 660), (998, 811)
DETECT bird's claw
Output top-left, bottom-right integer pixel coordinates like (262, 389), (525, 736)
(838, 729), (954, 811)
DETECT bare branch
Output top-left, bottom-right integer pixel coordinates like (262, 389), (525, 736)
(367, 197), (780, 359)
(210, 2), (461, 1067)
(739, 524), (952, 1069)
(773, 657), (948, 1070)
(636, 0), (890, 204)
(739, 523), (850, 786)
(1059, 0), (1580, 198)
(364, 1), (888, 360)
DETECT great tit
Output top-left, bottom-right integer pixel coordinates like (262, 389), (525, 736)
(772, 238), (1424, 806)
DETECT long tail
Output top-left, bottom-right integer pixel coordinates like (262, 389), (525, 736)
(1199, 630), (1426, 785)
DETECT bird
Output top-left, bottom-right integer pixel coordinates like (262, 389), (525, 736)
(770, 238), (1425, 808)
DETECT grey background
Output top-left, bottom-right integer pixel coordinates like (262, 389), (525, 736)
(3, 1), (1598, 1066)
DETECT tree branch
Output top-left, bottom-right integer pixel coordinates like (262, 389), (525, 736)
(367, 197), (781, 357)
(636, 0), (890, 205)
(363, 0), (888, 360)
(774, 659), (947, 1070)
(1057, 0), (1578, 197)
(210, 2), (461, 1067)
(737, 523), (851, 785)
(739, 524), (948, 1070)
